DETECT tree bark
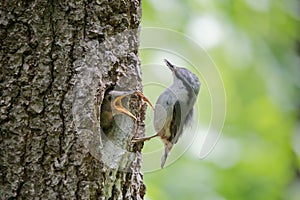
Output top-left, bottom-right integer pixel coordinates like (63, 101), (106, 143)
(0, 0), (146, 199)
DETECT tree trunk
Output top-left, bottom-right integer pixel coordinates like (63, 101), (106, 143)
(0, 0), (146, 199)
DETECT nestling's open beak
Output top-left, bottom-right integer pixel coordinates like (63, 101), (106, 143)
(164, 59), (175, 72)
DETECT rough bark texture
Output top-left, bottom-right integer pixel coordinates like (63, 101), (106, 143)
(0, 0), (146, 199)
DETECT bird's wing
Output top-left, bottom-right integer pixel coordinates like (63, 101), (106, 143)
(154, 89), (176, 133)
(169, 100), (183, 144)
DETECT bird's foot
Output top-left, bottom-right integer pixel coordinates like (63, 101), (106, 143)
(135, 91), (155, 110)
(132, 134), (159, 143)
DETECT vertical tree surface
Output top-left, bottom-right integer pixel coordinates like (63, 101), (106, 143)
(0, 0), (146, 199)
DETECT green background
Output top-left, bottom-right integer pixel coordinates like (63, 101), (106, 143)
(139, 0), (300, 199)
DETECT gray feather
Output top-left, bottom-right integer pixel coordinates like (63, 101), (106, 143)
(153, 89), (176, 133)
(184, 108), (194, 127)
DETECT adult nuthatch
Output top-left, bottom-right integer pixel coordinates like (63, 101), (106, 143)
(133, 59), (200, 168)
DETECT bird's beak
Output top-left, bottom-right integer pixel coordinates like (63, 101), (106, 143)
(164, 59), (175, 72)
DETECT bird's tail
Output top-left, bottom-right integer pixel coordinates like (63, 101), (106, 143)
(161, 144), (173, 168)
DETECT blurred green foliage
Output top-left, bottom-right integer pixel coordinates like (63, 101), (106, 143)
(139, 0), (300, 199)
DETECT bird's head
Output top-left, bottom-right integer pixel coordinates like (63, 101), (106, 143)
(164, 59), (200, 95)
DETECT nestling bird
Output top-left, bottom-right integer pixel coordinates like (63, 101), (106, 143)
(133, 59), (201, 168)
(101, 90), (154, 133)
(110, 90), (154, 120)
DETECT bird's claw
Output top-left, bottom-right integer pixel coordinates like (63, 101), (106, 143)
(131, 137), (140, 143)
(132, 134), (159, 143)
(135, 91), (155, 110)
